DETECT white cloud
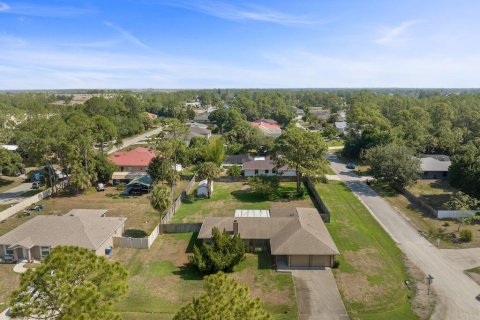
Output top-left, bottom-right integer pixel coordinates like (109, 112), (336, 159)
(375, 20), (418, 45)
(103, 21), (155, 51)
(0, 2), (9, 11)
(0, 2), (92, 17)
(160, 0), (316, 26)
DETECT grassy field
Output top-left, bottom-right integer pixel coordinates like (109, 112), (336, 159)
(0, 176), (24, 193)
(373, 181), (480, 249)
(325, 139), (344, 147)
(171, 181), (314, 223)
(315, 181), (418, 320)
(112, 233), (297, 320)
(406, 179), (456, 210)
(0, 264), (19, 312)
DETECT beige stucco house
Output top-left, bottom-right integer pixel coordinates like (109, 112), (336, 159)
(0, 209), (125, 262)
(198, 207), (339, 268)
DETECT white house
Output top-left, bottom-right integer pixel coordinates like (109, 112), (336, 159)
(242, 157), (296, 177)
(197, 179), (213, 197)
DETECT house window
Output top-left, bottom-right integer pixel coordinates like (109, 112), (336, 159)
(40, 246), (51, 258)
(254, 169), (258, 175)
(265, 170), (269, 174)
(4, 245), (13, 257)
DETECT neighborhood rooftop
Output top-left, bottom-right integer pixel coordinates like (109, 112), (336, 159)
(109, 147), (157, 167)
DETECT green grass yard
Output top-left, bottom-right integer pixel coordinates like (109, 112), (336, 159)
(315, 181), (418, 320)
(112, 233), (297, 320)
(171, 181), (314, 223)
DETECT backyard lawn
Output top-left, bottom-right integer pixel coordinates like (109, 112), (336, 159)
(406, 179), (457, 210)
(171, 181), (314, 223)
(111, 233), (297, 320)
(315, 181), (418, 320)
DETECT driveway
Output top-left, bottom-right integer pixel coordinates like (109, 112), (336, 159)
(0, 183), (33, 205)
(107, 127), (162, 155)
(328, 154), (480, 320)
(292, 269), (349, 320)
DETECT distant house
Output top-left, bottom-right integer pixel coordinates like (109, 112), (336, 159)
(251, 120), (282, 138)
(0, 209), (125, 262)
(419, 155), (451, 179)
(334, 121), (347, 133)
(144, 112), (158, 120)
(337, 110), (347, 122)
(187, 124), (212, 145)
(242, 156), (296, 177)
(198, 207), (339, 268)
(197, 179), (213, 197)
(309, 108), (331, 121)
(193, 112), (210, 124)
(222, 154), (252, 168)
(109, 147), (157, 173)
(291, 106), (305, 119)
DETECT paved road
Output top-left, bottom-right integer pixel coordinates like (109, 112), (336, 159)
(107, 126), (162, 154)
(292, 269), (349, 320)
(0, 183), (32, 205)
(328, 154), (480, 320)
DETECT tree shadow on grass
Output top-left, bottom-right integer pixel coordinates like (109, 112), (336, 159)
(185, 232), (201, 253)
(230, 190), (269, 203)
(0, 178), (14, 188)
(173, 263), (205, 281)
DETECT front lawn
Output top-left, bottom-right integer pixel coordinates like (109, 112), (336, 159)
(112, 233), (297, 320)
(0, 177), (24, 193)
(315, 181), (418, 319)
(0, 264), (19, 312)
(406, 179), (456, 210)
(171, 181), (314, 223)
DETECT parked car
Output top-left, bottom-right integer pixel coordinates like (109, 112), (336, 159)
(31, 181), (42, 189)
(346, 162), (356, 169)
(96, 183), (106, 192)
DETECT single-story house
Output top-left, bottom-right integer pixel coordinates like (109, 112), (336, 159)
(334, 121), (347, 133)
(419, 155), (451, 179)
(337, 110), (347, 122)
(144, 112), (158, 119)
(193, 111), (210, 124)
(309, 108), (331, 121)
(222, 154), (252, 168)
(0, 209), (125, 262)
(198, 207), (339, 268)
(242, 156), (296, 177)
(197, 179), (213, 197)
(109, 147), (157, 173)
(186, 124), (212, 145)
(292, 106), (305, 120)
(251, 120), (282, 138)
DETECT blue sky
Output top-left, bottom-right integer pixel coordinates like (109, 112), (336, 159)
(0, 0), (479, 89)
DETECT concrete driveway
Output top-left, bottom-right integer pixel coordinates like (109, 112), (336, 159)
(292, 269), (348, 320)
(328, 154), (480, 320)
(0, 183), (33, 205)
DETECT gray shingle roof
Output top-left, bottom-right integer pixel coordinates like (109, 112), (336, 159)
(420, 156), (451, 172)
(0, 214), (125, 251)
(198, 207), (339, 256)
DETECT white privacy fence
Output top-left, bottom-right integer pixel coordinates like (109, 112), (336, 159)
(436, 210), (478, 219)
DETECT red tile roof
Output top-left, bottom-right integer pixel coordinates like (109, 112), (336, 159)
(109, 147), (157, 167)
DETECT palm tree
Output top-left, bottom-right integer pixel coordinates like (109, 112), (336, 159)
(195, 162), (221, 198)
(150, 185), (172, 215)
(69, 164), (92, 194)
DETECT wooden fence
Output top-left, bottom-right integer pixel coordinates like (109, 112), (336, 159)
(160, 223), (202, 233)
(398, 187), (438, 218)
(304, 178), (331, 222)
(0, 181), (68, 222)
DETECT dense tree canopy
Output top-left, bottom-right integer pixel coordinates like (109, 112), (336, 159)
(174, 272), (270, 320)
(365, 143), (421, 189)
(10, 246), (128, 320)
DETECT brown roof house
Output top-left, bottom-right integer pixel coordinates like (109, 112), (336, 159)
(0, 209), (125, 262)
(198, 207), (339, 268)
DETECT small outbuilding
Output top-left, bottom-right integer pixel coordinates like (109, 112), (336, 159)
(197, 179), (213, 197)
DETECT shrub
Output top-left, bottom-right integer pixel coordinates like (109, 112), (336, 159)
(226, 165), (242, 177)
(460, 229), (473, 242)
(189, 227), (245, 274)
(124, 229), (148, 238)
(116, 182), (126, 191)
(442, 221), (450, 227)
(247, 176), (280, 199)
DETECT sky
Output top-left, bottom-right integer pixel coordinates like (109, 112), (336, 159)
(0, 0), (479, 89)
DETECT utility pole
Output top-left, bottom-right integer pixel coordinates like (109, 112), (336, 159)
(427, 274), (434, 295)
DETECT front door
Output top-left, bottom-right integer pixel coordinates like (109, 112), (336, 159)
(15, 248), (24, 260)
